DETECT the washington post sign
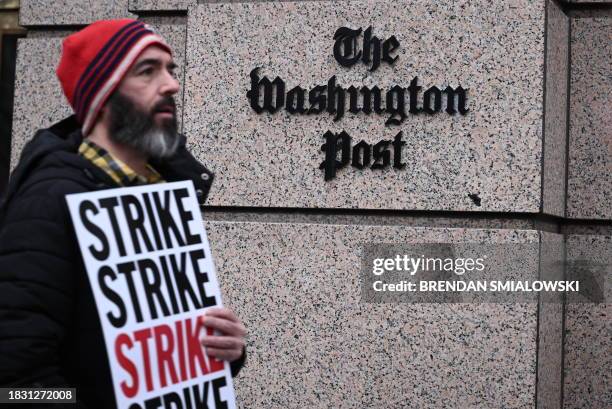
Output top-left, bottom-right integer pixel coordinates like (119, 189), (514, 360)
(66, 181), (236, 409)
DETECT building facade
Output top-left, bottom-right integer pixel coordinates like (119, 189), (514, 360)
(4, 0), (611, 407)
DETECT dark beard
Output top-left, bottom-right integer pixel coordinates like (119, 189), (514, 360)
(106, 91), (180, 160)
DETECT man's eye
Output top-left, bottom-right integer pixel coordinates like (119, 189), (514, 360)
(140, 68), (153, 75)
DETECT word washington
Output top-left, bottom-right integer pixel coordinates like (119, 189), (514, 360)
(247, 68), (469, 126)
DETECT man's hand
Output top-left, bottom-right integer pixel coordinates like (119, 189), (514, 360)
(200, 307), (246, 362)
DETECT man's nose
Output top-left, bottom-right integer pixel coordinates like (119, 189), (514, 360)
(160, 71), (180, 96)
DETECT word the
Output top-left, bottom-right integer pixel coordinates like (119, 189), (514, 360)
(333, 26), (399, 71)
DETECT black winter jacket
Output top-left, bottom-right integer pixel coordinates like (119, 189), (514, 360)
(0, 116), (244, 408)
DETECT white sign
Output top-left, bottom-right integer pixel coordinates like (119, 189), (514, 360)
(66, 181), (236, 409)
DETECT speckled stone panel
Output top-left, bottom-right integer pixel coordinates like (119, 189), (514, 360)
(537, 232), (565, 409)
(130, 0), (195, 12)
(563, 235), (612, 409)
(567, 16), (612, 220)
(543, 0), (568, 217)
(206, 222), (548, 408)
(10, 36), (73, 170)
(184, 0), (546, 212)
(19, 0), (134, 26)
(10, 22), (185, 171)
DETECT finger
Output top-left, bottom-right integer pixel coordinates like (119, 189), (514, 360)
(202, 316), (246, 337)
(205, 347), (242, 362)
(200, 335), (245, 351)
(204, 307), (239, 323)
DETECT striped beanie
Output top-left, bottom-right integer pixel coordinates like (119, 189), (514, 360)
(56, 19), (171, 136)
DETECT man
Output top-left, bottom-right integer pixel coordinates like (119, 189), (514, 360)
(0, 19), (246, 408)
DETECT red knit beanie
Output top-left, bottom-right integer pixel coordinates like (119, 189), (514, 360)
(56, 19), (171, 136)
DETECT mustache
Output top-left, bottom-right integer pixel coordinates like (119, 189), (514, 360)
(152, 96), (176, 114)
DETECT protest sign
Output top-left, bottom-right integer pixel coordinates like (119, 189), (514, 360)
(66, 181), (236, 409)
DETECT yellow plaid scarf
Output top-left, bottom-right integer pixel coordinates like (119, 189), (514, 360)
(78, 139), (164, 186)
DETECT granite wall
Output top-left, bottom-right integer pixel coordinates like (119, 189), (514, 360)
(183, 0), (547, 213)
(206, 223), (545, 408)
(562, 7), (612, 409)
(9, 0), (611, 408)
(563, 234), (611, 409)
(567, 11), (611, 220)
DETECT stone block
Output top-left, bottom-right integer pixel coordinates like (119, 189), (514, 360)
(19, 0), (133, 26)
(567, 15), (612, 219)
(183, 0), (550, 212)
(11, 35), (73, 170)
(563, 234), (611, 408)
(542, 0), (569, 217)
(537, 232), (565, 408)
(205, 221), (561, 407)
